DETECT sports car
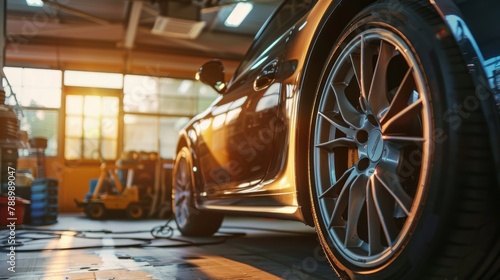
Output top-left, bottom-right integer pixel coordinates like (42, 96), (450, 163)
(172, 0), (500, 278)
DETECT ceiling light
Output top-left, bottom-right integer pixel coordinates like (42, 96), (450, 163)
(225, 2), (253, 28)
(26, 0), (44, 7)
(152, 17), (206, 39)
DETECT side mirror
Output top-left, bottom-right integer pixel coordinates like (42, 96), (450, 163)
(196, 60), (227, 94)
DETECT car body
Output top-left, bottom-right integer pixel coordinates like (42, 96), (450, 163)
(173, 0), (500, 279)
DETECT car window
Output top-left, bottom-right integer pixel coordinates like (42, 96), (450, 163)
(232, 0), (313, 80)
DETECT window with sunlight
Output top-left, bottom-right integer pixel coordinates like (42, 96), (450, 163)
(123, 74), (218, 158)
(2, 67), (62, 156)
(65, 94), (119, 160)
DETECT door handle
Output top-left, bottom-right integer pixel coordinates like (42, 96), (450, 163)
(254, 59), (279, 91)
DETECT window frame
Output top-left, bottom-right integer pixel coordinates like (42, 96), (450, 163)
(2, 66), (63, 157)
(4, 67), (220, 162)
(62, 86), (123, 164)
(122, 74), (217, 159)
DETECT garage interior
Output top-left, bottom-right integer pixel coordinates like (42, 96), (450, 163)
(0, 0), (337, 279)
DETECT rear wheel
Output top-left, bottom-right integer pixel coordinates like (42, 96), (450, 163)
(126, 203), (144, 219)
(173, 147), (224, 236)
(309, 1), (499, 279)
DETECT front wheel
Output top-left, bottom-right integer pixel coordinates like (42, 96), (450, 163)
(173, 147), (224, 237)
(85, 202), (106, 220)
(309, 1), (499, 279)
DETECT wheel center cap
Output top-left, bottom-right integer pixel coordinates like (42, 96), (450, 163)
(367, 129), (384, 162)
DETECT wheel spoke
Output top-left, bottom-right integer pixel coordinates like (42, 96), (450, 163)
(316, 137), (357, 151)
(318, 111), (356, 137)
(175, 176), (185, 190)
(351, 49), (369, 113)
(382, 135), (424, 143)
(370, 179), (395, 247)
(175, 159), (188, 188)
(345, 175), (369, 247)
(175, 173), (188, 192)
(350, 53), (362, 90)
(327, 169), (359, 228)
(381, 99), (422, 134)
(331, 83), (363, 128)
(368, 41), (396, 118)
(328, 186), (349, 228)
(174, 191), (188, 206)
(320, 167), (355, 199)
(360, 36), (378, 101)
(180, 205), (188, 222)
(174, 158), (191, 211)
(366, 176), (383, 255)
(380, 67), (416, 124)
(375, 169), (412, 216)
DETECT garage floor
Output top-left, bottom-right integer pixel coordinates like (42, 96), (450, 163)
(1, 214), (337, 279)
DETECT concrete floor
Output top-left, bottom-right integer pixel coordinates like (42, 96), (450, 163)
(0, 214), (338, 280)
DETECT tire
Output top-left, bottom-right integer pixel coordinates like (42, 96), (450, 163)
(85, 202), (106, 220)
(173, 147), (224, 237)
(126, 203), (144, 219)
(309, 1), (500, 279)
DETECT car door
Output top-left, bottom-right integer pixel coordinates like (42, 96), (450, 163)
(198, 0), (312, 196)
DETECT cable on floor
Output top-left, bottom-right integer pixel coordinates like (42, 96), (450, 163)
(0, 218), (246, 252)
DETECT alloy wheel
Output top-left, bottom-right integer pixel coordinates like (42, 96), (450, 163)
(174, 155), (192, 229)
(313, 28), (432, 267)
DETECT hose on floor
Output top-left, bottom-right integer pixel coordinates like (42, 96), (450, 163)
(0, 218), (246, 252)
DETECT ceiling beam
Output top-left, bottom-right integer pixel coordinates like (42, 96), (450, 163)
(5, 43), (240, 79)
(124, 1), (143, 49)
(42, 0), (112, 26)
(5, 35), (246, 60)
(142, 4), (159, 17)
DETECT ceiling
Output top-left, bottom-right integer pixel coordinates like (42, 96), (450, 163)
(4, 0), (281, 79)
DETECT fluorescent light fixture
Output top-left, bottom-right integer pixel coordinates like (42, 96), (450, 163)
(152, 17), (206, 39)
(26, 0), (44, 7)
(225, 2), (253, 28)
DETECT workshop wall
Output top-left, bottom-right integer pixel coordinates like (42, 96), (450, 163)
(18, 156), (100, 212)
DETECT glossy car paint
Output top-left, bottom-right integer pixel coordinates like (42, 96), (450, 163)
(176, 0), (500, 224)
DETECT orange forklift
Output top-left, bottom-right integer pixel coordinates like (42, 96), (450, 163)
(75, 151), (160, 219)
